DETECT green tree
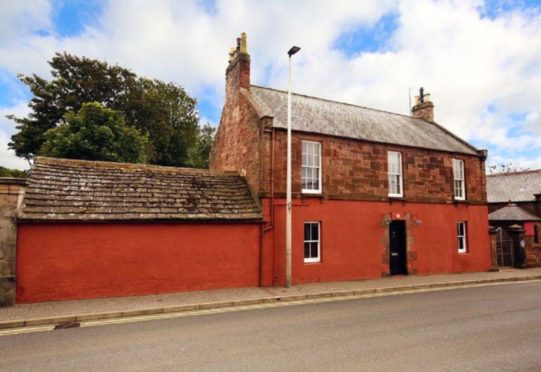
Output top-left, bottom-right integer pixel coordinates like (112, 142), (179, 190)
(8, 52), (199, 166)
(39, 102), (150, 163)
(187, 123), (215, 168)
(0, 167), (27, 178)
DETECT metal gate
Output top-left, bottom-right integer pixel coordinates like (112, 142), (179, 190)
(496, 239), (514, 267)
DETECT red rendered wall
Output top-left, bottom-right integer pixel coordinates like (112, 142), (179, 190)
(17, 223), (260, 303)
(265, 198), (491, 286)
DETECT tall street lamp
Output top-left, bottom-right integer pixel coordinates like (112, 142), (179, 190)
(286, 45), (300, 288)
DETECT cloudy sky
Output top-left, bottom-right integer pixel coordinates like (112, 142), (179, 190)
(1, 0), (540, 170)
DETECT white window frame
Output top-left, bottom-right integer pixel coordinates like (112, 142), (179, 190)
(457, 221), (467, 253)
(301, 141), (322, 194)
(304, 221), (321, 263)
(453, 159), (465, 200)
(387, 151), (403, 198)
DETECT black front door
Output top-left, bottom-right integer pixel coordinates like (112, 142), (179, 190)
(389, 220), (407, 275)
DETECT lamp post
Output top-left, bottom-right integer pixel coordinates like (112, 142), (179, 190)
(286, 46), (300, 288)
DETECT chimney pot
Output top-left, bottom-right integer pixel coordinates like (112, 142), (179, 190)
(225, 33), (251, 99)
(240, 32), (247, 54)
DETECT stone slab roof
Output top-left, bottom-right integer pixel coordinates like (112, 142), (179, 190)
(248, 85), (479, 156)
(487, 170), (541, 203)
(488, 203), (541, 222)
(19, 157), (262, 222)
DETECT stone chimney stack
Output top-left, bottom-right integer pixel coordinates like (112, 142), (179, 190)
(411, 87), (435, 123)
(225, 32), (250, 101)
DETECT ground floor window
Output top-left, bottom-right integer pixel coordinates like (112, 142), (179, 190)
(457, 221), (467, 253)
(304, 222), (320, 263)
(535, 224), (539, 244)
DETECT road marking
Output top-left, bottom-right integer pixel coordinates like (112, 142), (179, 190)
(2, 279), (540, 337)
(0, 325), (54, 336)
(80, 279), (541, 328)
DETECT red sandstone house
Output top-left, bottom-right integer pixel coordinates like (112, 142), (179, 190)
(210, 34), (491, 286)
(0, 33), (491, 305)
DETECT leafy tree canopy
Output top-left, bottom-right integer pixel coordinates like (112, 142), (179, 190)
(0, 166), (27, 178)
(8, 52), (201, 166)
(187, 123), (215, 169)
(40, 102), (150, 163)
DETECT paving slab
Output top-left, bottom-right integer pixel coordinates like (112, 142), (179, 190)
(1, 268), (540, 326)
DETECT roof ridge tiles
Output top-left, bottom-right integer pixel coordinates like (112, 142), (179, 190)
(34, 157), (240, 177)
(486, 169), (541, 177)
(250, 84), (428, 123)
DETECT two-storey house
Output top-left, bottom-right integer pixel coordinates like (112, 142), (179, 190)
(211, 34), (492, 286)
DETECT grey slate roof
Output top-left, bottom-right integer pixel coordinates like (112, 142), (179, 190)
(487, 170), (541, 203)
(248, 85), (478, 155)
(488, 203), (541, 222)
(20, 157), (262, 222)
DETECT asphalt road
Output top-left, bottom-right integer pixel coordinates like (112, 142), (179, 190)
(1, 282), (541, 372)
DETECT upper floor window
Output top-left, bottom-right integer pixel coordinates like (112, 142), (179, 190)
(535, 224), (539, 244)
(388, 151), (403, 197)
(457, 221), (467, 253)
(453, 159), (465, 200)
(302, 141), (321, 193)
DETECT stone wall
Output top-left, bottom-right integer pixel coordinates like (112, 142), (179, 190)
(0, 178), (26, 306)
(210, 50), (263, 197)
(210, 91), (262, 197)
(260, 129), (486, 204)
(525, 222), (541, 267)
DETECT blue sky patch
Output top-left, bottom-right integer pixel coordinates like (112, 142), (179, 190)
(196, 86), (222, 125)
(333, 11), (399, 57)
(479, 0), (541, 19)
(0, 71), (31, 107)
(52, 0), (103, 37)
(197, 0), (218, 16)
(471, 108), (540, 164)
(33, 29), (51, 37)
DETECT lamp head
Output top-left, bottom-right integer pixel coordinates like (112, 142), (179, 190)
(288, 46), (301, 57)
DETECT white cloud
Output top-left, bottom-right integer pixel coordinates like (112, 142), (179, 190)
(0, 102), (31, 169)
(488, 154), (541, 171)
(0, 0), (52, 44)
(0, 0), (540, 170)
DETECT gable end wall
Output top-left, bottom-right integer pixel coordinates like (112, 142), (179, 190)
(210, 91), (262, 197)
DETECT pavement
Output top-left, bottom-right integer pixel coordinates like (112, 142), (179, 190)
(1, 267), (541, 331)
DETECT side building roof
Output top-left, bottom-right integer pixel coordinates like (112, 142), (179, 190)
(488, 203), (541, 222)
(248, 85), (479, 156)
(19, 157), (262, 222)
(487, 170), (541, 203)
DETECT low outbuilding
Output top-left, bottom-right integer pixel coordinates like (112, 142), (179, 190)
(15, 157), (262, 303)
